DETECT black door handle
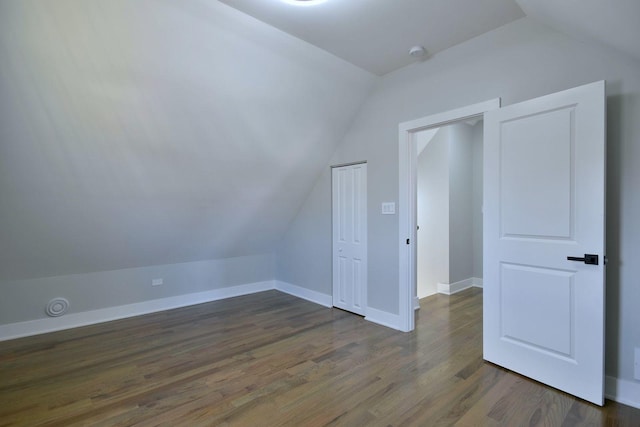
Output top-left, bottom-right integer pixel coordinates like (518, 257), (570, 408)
(567, 254), (599, 265)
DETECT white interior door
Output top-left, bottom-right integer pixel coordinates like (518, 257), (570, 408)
(483, 81), (606, 405)
(332, 163), (367, 316)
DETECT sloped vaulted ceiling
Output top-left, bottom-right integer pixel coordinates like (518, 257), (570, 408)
(218, 0), (526, 75)
(0, 0), (375, 281)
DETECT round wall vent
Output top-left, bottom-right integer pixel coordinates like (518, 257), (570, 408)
(46, 298), (69, 317)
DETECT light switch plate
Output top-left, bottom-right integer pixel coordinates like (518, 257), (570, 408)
(381, 202), (395, 215)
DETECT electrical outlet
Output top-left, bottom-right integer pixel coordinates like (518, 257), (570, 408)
(151, 278), (163, 287)
(635, 347), (640, 381)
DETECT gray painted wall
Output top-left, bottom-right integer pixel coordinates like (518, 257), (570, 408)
(278, 17), (640, 383)
(0, 0), (374, 282)
(448, 123), (474, 284)
(276, 171), (332, 294)
(0, 254), (274, 324)
(417, 128), (449, 297)
(416, 123), (476, 298)
(0, 0), (374, 325)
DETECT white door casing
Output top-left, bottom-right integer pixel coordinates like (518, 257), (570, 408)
(483, 81), (606, 405)
(332, 163), (367, 316)
(398, 99), (501, 332)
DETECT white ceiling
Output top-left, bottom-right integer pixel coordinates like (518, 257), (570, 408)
(218, 0), (640, 76)
(218, 0), (526, 75)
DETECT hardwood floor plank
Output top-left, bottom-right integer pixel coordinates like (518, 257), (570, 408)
(1, 289), (638, 426)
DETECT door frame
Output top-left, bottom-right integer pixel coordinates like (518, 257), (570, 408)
(397, 99), (500, 332)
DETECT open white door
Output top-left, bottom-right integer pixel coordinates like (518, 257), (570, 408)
(332, 163), (367, 316)
(483, 81), (606, 405)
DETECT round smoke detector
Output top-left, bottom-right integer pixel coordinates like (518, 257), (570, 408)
(409, 45), (427, 58)
(46, 298), (70, 317)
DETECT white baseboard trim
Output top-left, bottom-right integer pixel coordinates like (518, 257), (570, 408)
(437, 277), (483, 295)
(5, 279), (636, 409)
(605, 375), (640, 409)
(276, 281), (405, 331)
(0, 281), (274, 342)
(413, 296), (420, 310)
(275, 281), (332, 308)
(365, 306), (403, 331)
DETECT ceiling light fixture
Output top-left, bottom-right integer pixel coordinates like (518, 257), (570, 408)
(281, 0), (327, 6)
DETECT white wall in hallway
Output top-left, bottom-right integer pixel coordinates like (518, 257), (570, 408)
(417, 128), (449, 298)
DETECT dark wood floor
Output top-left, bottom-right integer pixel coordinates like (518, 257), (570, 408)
(1, 289), (638, 426)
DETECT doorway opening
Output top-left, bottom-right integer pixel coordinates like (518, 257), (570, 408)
(398, 82), (606, 405)
(415, 120), (484, 299)
(398, 99), (500, 332)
